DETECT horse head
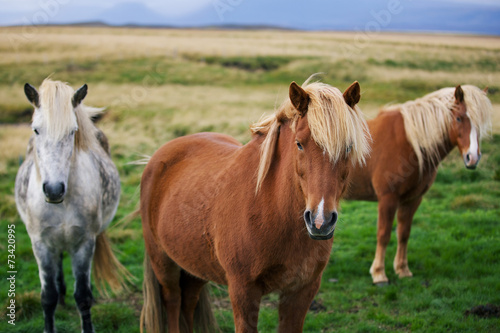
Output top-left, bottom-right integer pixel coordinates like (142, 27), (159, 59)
(24, 81), (88, 204)
(289, 81), (369, 240)
(448, 85), (485, 170)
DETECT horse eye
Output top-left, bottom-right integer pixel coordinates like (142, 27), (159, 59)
(296, 140), (303, 151)
(33, 129), (39, 135)
(456, 116), (462, 122)
(346, 145), (352, 154)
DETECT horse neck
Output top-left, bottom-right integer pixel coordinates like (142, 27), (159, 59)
(370, 111), (454, 180)
(417, 115), (457, 172)
(253, 122), (304, 223)
(436, 136), (455, 159)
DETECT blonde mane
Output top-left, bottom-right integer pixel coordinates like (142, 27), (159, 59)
(38, 79), (104, 151)
(383, 85), (492, 173)
(251, 79), (371, 192)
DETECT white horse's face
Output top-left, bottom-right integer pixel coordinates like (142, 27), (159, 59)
(32, 111), (78, 204)
(24, 82), (88, 204)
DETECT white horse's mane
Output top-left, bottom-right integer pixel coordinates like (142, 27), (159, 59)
(37, 79), (104, 151)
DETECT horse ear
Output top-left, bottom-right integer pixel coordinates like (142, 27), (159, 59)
(72, 84), (88, 108)
(343, 81), (361, 108)
(24, 83), (40, 108)
(454, 85), (464, 103)
(289, 81), (309, 116)
(483, 86), (489, 95)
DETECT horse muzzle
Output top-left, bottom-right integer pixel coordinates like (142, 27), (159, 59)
(464, 152), (481, 170)
(43, 182), (65, 204)
(304, 209), (337, 240)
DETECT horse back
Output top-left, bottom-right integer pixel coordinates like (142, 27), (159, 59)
(141, 133), (241, 225)
(141, 132), (242, 207)
(143, 132), (242, 187)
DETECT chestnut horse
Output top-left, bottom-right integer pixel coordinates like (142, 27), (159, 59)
(344, 85), (492, 285)
(140, 79), (371, 332)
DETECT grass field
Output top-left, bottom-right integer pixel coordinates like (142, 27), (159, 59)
(0, 26), (499, 332)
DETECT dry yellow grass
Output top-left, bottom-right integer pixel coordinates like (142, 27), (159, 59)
(367, 66), (498, 89)
(98, 83), (284, 155)
(0, 83), (282, 161)
(1, 26), (498, 163)
(0, 124), (32, 174)
(1, 26), (499, 65)
(492, 104), (500, 133)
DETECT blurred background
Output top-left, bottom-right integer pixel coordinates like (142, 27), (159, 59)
(0, 1), (499, 332)
(1, 0), (499, 34)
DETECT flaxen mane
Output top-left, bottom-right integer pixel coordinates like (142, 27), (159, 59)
(382, 85), (492, 173)
(37, 79), (104, 151)
(251, 79), (371, 191)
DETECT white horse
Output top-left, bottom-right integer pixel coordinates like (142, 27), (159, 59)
(15, 79), (127, 333)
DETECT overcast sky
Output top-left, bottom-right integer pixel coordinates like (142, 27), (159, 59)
(0, 0), (498, 35)
(0, 0), (212, 16)
(1, 0), (499, 17)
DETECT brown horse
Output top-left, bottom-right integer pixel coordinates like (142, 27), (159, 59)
(140, 79), (371, 332)
(344, 85), (492, 285)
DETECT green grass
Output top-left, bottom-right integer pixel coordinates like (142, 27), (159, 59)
(197, 55), (296, 71)
(1, 44), (499, 123)
(0, 28), (499, 332)
(368, 55), (499, 73)
(1, 138), (499, 333)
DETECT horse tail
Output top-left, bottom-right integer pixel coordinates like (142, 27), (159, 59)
(193, 285), (219, 333)
(92, 231), (132, 296)
(140, 253), (166, 333)
(140, 254), (218, 333)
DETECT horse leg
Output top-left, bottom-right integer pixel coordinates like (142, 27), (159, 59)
(228, 281), (262, 333)
(277, 278), (321, 333)
(180, 271), (207, 332)
(70, 238), (96, 333)
(57, 253), (66, 306)
(149, 251), (183, 332)
(32, 242), (60, 333)
(394, 197), (422, 279)
(370, 195), (398, 285)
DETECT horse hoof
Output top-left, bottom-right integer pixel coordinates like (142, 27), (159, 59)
(373, 281), (389, 287)
(398, 272), (413, 279)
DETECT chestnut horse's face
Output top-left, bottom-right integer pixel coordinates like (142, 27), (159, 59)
(288, 81), (362, 240)
(449, 85), (481, 169)
(294, 116), (352, 240)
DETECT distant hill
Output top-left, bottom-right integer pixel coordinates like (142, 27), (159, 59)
(0, 0), (499, 35)
(182, 0), (500, 35)
(96, 2), (169, 26)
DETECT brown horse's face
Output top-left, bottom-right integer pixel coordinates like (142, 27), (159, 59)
(294, 116), (351, 240)
(288, 81), (361, 240)
(449, 86), (481, 169)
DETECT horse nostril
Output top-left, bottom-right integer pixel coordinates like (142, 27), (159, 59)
(43, 182), (65, 201)
(51, 182), (65, 197)
(304, 210), (312, 225)
(466, 153), (472, 163)
(330, 211), (338, 224)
